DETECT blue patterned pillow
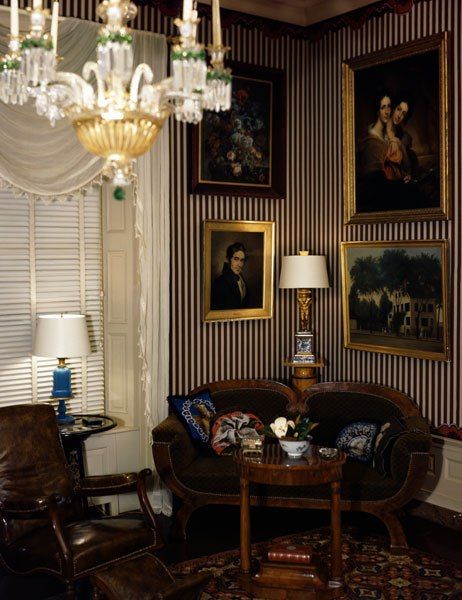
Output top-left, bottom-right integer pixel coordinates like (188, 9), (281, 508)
(168, 390), (216, 446)
(335, 421), (379, 463)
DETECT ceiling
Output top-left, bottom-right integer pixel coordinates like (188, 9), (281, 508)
(201, 0), (375, 26)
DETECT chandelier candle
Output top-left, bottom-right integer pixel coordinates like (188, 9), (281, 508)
(51, 2), (59, 54)
(10, 0), (18, 38)
(212, 0), (222, 47)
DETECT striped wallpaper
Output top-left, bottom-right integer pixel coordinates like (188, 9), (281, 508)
(166, 0), (462, 430)
(309, 0), (459, 429)
(2, 0), (459, 427)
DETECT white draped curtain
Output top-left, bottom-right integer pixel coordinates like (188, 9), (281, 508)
(0, 12), (171, 512)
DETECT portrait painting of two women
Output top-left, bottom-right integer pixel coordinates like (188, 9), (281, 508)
(343, 33), (449, 223)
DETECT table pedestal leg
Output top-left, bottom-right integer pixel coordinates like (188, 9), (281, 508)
(330, 480), (342, 582)
(240, 476), (251, 574)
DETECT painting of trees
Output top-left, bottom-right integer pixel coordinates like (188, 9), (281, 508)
(342, 241), (448, 361)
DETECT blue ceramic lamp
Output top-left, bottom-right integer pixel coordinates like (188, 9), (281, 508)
(32, 314), (91, 424)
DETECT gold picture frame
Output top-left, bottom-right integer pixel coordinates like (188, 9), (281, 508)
(343, 32), (450, 224)
(341, 240), (450, 361)
(203, 220), (275, 322)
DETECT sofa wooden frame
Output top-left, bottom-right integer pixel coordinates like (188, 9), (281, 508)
(152, 380), (431, 551)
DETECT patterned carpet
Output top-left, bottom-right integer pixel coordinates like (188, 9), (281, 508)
(173, 526), (462, 599)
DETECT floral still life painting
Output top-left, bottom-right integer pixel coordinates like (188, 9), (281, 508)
(190, 62), (285, 198)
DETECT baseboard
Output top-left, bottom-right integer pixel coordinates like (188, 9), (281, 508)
(407, 499), (462, 532)
(414, 434), (462, 523)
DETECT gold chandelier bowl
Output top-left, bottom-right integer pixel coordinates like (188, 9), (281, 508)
(71, 108), (171, 165)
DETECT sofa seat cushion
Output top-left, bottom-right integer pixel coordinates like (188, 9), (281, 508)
(2, 517), (157, 576)
(177, 455), (403, 501)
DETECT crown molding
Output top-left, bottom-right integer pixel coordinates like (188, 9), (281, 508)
(199, 0), (376, 27)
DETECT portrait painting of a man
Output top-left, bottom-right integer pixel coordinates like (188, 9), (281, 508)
(203, 220), (274, 322)
(343, 33), (449, 223)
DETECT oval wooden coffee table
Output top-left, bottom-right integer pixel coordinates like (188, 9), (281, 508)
(234, 443), (346, 600)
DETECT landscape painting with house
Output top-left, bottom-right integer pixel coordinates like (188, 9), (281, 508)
(341, 242), (448, 361)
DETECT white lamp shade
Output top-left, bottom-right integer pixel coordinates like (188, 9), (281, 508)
(32, 314), (91, 358)
(279, 255), (329, 289)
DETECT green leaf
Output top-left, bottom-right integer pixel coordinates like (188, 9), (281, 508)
(171, 49), (206, 61)
(97, 32), (133, 46)
(0, 58), (20, 71)
(20, 37), (53, 51)
(206, 70), (232, 84)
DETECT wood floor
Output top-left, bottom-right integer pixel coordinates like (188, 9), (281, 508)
(1, 506), (461, 599)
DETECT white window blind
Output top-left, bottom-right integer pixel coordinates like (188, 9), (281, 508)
(0, 190), (104, 413)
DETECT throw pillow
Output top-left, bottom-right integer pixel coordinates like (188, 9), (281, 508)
(168, 390), (216, 446)
(210, 411), (264, 455)
(374, 417), (407, 476)
(335, 420), (379, 463)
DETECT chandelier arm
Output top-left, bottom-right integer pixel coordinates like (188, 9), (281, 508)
(82, 62), (105, 107)
(129, 64), (153, 104)
(53, 71), (95, 108)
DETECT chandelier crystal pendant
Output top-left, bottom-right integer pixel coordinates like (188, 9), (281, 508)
(0, 0), (232, 192)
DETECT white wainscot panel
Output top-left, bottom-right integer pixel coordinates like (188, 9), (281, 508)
(106, 197), (126, 232)
(107, 334), (128, 414)
(416, 436), (462, 512)
(84, 427), (141, 515)
(107, 251), (127, 324)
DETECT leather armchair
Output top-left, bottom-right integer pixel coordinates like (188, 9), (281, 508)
(0, 404), (163, 599)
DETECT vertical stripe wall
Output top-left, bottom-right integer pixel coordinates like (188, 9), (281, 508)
(168, 23), (307, 396)
(309, 0), (460, 429)
(1, 0), (459, 427)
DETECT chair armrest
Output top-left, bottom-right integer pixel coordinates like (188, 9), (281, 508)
(77, 472), (139, 496)
(0, 497), (51, 518)
(389, 430), (432, 484)
(152, 414), (199, 473)
(0, 495), (73, 564)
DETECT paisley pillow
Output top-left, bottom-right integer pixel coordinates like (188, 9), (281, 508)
(335, 420), (379, 463)
(168, 390), (216, 447)
(210, 411), (264, 455)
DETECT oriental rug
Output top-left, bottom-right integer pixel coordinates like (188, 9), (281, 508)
(173, 526), (462, 599)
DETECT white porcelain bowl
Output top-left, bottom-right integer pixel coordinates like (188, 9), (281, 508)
(279, 436), (311, 458)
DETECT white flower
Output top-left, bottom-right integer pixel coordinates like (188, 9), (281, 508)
(270, 417), (289, 438)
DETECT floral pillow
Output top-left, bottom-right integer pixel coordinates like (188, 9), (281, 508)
(168, 390), (216, 447)
(210, 411), (264, 455)
(335, 420), (379, 463)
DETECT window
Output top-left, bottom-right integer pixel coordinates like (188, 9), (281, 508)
(0, 191), (104, 413)
(428, 303), (434, 312)
(406, 317), (410, 325)
(405, 302), (410, 312)
(421, 317), (428, 326)
(414, 303), (418, 311)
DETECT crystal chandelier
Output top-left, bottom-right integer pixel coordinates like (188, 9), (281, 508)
(0, 0), (231, 190)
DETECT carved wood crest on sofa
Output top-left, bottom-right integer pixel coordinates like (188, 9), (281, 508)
(152, 380), (431, 550)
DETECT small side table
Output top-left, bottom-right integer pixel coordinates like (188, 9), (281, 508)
(59, 414), (116, 483)
(235, 444), (346, 599)
(284, 357), (325, 394)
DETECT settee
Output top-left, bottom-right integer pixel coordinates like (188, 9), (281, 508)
(152, 379), (431, 550)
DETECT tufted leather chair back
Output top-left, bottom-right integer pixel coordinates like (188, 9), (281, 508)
(0, 404), (77, 544)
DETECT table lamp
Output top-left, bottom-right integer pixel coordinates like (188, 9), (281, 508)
(32, 314), (91, 424)
(279, 251), (329, 363)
